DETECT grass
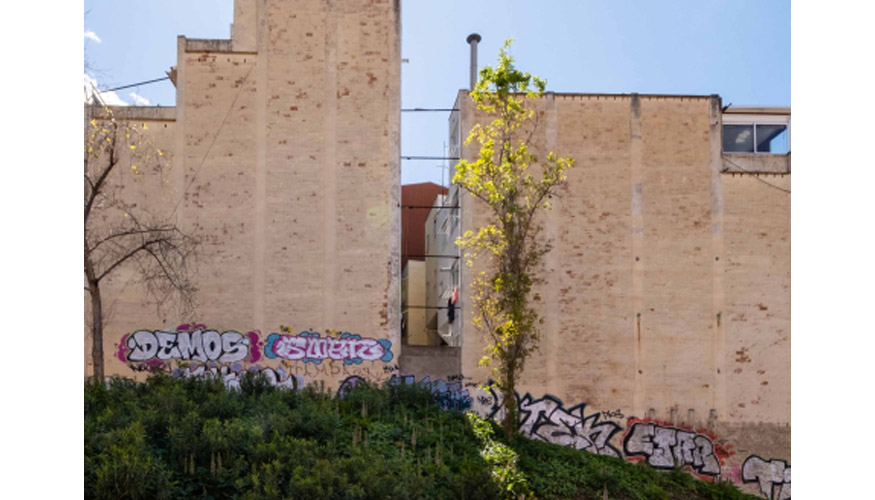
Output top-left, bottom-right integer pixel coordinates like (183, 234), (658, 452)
(85, 373), (760, 500)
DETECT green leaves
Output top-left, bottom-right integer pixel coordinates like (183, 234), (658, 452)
(86, 375), (505, 500)
(454, 40), (573, 440)
(467, 413), (532, 500)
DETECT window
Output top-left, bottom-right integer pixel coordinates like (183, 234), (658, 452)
(723, 123), (789, 154)
(440, 216), (450, 235)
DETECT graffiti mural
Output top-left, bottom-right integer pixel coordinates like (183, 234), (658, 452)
(112, 324), (788, 499)
(337, 375), (367, 397)
(389, 374), (473, 411)
(742, 456), (791, 500)
(117, 326), (260, 365)
(337, 374), (474, 411)
(264, 330), (393, 364)
(481, 386), (622, 457)
(623, 419), (724, 476)
(518, 394), (623, 457)
(171, 362), (304, 391)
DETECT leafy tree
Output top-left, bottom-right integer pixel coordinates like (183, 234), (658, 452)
(85, 97), (198, 380)
(453, 40), (573, 440)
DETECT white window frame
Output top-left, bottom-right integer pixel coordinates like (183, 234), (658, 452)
(722, 113), (791, 154)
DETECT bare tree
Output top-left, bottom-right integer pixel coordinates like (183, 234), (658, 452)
(85, 100), (198, 380)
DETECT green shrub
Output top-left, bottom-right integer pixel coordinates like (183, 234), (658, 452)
(85, 374), (759, 500)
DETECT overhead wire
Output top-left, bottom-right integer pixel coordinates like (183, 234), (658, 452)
(170, 63), (256, 217)
(402, 156), (460, 161)
(721, 154), (791, 194)
(104, 77), (170, 93)
(401, 108), (459, 112)
(401, 205), (459, 209)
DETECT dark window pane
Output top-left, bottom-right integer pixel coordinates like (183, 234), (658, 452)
(723, 125), (754, 153)
(756, 124), (788, 154)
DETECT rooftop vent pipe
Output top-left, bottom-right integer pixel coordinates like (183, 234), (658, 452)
(466, 33), (481, 91)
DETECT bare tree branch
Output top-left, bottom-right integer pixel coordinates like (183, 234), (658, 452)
(94, 236), (172, 284)
(87, 226), (177, 254)
(84, 110), (199, 380)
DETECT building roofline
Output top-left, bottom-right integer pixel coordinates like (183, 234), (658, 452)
(182, 37), (257, 55)
(85, 105), (176, 121)
(455, 89), (717, 99)
(402, 181), (448, 188)
(452, 89), (790, 113)
(723, 106), (790, 115)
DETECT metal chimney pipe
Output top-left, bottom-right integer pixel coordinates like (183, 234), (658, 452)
(466, 33), (481, 91)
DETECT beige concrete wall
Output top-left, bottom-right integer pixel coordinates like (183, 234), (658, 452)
(722, 174), (790, 424)
(723, 153), (791, 174)
(89, 0), (401, 389)
(400, 345), (461, 380)
(456, 91), (790, 494)
(231, 0), (256, 51)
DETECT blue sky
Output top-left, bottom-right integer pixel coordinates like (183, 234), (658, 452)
(84, 0), (789, 185)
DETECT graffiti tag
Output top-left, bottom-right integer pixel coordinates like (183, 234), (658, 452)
(119, 329), (258, 363)
(742, 456), (790, 500)
(389, 374), (473, 411)
(265, 331), (393, 364)
(171, 363), (304, 391)
(623, 421), (721, 475)
(601, 409), (625, 420)
(484, 387), (622, 457)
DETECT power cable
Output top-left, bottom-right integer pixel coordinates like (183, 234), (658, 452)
(401, 205), (460, 209)
(402, 254), (460, 259)
(402, 156), (460, 161)
(171, 64), (256, 217)
(401, 108), (459, 112)
(405, 305), (460, 310)
(103, 77), (170, 93)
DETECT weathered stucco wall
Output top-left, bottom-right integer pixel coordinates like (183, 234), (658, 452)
(722, 174), (790, 424)
(88, 0), (401, 391)
(455, 91), (790, 497)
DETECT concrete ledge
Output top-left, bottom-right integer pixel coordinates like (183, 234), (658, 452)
(456, 89), (716, 100)
(723, 153), (790, 174)
(185, 38), (234, 53)
(399, 345), (461, 380)
(86, 105), (176, 122)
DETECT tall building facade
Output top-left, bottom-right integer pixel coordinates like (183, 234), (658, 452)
(423, 187), (462, 347)
(87, 0), (402, 390)
(448, 90), (790, 496)
(400, 182), (447, 346)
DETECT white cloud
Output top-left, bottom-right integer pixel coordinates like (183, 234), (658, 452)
(128, 92), (151, 106)
(84, 30), (101, 43)
(735, 129), (751, 144)
(84, 73), (127, 106)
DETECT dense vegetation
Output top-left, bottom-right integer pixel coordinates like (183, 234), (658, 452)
(85, 374), (759, 500)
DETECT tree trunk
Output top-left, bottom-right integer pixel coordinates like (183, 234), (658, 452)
(501, 367), (517, 441)
(88, 278), (104, 381)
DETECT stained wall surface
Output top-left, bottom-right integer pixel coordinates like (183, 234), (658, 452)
(87, 0), (401, 390)
(455, 91), (790, 496)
